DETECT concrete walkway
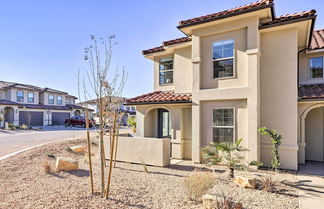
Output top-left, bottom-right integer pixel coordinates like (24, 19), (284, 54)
(298, 162), (324, 209)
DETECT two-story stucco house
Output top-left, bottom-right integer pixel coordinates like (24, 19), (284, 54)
(126, 0), (324, 170)
(0, 81), (84, 127)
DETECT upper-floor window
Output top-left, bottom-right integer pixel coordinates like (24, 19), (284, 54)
(48, 94), (54, 104)
(27, 92), (34, 103)
(310, 57), (323, 79)
(17, 90), (24, 102)
(57, 95), (62, 105)
(213, 39), (234, 79)
(159, 57), (173, 85)
(212, 108), (235, 143)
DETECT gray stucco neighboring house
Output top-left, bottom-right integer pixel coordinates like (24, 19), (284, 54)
(0, 80), (85, 127)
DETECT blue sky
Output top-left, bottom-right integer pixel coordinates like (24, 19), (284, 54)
(1, 0), (323, 99)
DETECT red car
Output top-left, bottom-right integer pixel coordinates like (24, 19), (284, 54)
(65, 116), (95, 128)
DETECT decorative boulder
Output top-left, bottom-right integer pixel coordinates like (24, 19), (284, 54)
(70, 145), (86, 153)
(56, 157), (78, 171)
(234, 175), (256, 189)
(202, 194), (217, 209)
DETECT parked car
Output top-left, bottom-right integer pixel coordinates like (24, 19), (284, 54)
(65, 116), (95, 128)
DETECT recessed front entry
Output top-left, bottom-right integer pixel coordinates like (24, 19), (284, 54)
(157, 108), (171, 138)
(305, 107), (324, 162)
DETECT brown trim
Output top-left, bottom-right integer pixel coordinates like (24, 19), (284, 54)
(127, 101), (192, 106)
(259, 16), (316, 29)
(308, 16), (317, 48)
(298, 98), (324, 102)
(177, 4), (273, 29)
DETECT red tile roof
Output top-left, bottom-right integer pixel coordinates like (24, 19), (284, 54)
(299, 84), (324, 100)
(143, 37), (192, 55)
(178, 0), (273, 28)
(142, 46), (165, 55)
(0, 99), (20, 106)
(260, 10), (316, 28)
(310, 29), (324, 50)
(126, 91), (192, 105)
(163, 37), (191, 46)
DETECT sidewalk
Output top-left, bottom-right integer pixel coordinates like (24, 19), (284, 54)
(298, 162), (324, 209)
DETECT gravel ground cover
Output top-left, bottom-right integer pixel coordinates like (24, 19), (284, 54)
(207, 169), (299, 209)
(0, 138), (299, 209)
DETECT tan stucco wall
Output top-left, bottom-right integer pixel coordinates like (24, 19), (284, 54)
(153, 46), (192, 93)
(9, 88), (40, 104)
(200, 28), (248, 89)
(104, 135), (171, 166)
(41, 92), (66, 106)
(200, 100), (248, 158)
(260, 28), (298, 170)
(135, 103), (192, 159)
(305, 107), (324, 161)
(299, 51), (324, 85)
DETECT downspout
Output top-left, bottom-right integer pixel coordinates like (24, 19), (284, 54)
(297, 48), (307, 88)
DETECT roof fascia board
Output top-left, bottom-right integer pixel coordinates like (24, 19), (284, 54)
(177, 4), (273, 30)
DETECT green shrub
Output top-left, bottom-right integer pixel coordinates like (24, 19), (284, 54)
(128, 117), (136, 133)
(8, 124), (16, 130)
(258, 127), (282, 171)
(19, 124), (28, 130)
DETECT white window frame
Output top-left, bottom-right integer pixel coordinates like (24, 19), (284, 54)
(212, 107), (235, 143)
(57, 95), (62, 105)
(27, 92), (34, 103)
(309, 56), (324, 80)
(48, 94), (54, 104)
(159, 56), (174, 85)
(16, 90), (24, 102)
(212, 39), (235, 80)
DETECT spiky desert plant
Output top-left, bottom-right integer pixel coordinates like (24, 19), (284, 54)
(203, 139), (257, 178)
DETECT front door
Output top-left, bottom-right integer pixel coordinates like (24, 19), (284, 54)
(157, 109), (171, 138)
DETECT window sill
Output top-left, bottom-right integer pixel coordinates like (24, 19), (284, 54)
(159, 83), (174, 86)
(213, 76), (236, 80)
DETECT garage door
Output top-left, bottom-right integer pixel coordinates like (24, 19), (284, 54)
(52, 112), (70, 125)
(19, 111), (43, 126)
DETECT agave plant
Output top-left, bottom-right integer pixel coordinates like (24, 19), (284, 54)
(202, 139), (261, 178)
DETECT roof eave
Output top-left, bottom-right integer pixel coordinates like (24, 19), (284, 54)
(177, 3), (274, 30)
(298, 97), (324, 102)
(126, 101), (192, 106)
(259, 15), (316, 30)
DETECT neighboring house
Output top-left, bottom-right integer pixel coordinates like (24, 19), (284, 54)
(0, 81), (84, 127)
(79, 97), (136, 126)
(126, 0), (324, 170)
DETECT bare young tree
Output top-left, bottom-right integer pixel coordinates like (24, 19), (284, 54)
(78, 35), (127, 197)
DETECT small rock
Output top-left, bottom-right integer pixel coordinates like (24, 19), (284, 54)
(234, 175), (256, 189)
(56, 157), (78, 171)
(202, 194), (217, 209)
(70, 145), (86, 153)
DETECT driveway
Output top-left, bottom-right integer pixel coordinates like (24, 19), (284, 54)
(298, 162), (324, 209)
(0, 126), (95, 159)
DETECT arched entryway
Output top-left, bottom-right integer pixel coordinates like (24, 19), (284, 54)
(4, 107), (14, 124)
(144, 108), (172, 138)
(305, 107), (324, 162)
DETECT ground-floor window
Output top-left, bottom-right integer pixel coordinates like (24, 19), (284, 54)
(212, 107), (235, 143)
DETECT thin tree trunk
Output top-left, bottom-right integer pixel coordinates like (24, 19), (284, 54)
(85, 110), (94, 194)
(105, 111), (117, 199)
(113, 120), (120, 168)
(99, 96), (105, 197)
